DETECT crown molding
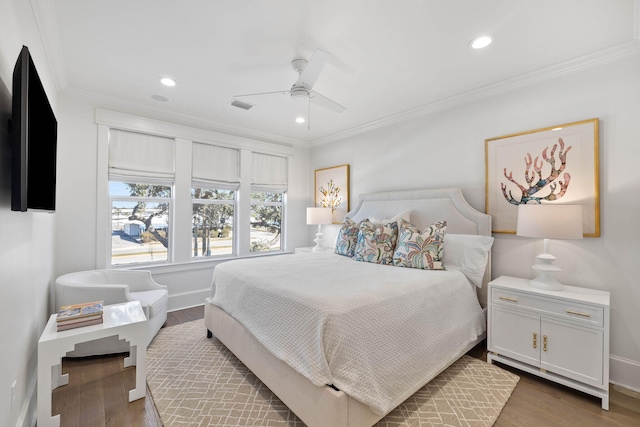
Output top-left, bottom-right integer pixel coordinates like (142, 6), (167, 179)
(34, 0), (640, 148)
(61, 87), (307, 148)
(312, 40), (640, 146)
(30, 0), (68, 91)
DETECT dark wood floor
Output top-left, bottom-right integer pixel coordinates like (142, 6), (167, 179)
(52, 306), (640, 427)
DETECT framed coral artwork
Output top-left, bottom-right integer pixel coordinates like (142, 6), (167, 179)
(315, 164), (350, 224)
(485, 118), (599, 236)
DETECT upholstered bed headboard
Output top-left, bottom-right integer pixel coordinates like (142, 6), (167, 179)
(345, 187), (492, 307)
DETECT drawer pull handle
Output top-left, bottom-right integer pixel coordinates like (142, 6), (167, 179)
(566, 310), (591, 318)
(543, 335), (548, 352)
(533, 332), (537, 349)
(499, 296), (518, 302)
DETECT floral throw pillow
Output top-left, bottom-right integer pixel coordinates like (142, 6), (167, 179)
(335, 217), (360, 257)
(353, 219), (398, 265)
(393, 220), (447, 270)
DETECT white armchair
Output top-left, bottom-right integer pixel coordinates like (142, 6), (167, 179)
(55, 269), (169, 357)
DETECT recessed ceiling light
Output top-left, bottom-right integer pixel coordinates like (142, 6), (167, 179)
(295, 116), (306, 124)
(469, 35), (493, 49)
(159, 77), (177, 87)
(151, 94), (170, 102)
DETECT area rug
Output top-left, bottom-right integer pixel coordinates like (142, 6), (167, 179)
(147, 320), (519, 427)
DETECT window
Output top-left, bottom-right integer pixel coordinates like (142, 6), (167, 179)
(192, 188), (235, 258)
(110, 182), (171, 265)
(250, 191), (283, 252)
(250, 152), (287, 253)
(191, 143), (240, 259)
(99, 122), (291, 267)
(107, 130), (175, 266)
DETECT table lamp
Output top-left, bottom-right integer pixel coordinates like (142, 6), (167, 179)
(306, 207), (333, 252)
(516, 204), (583, 291)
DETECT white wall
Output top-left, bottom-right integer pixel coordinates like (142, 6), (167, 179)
(311, 54), (640, 391)
(55, 95), (312, 310)
(0, 1), (58, 426)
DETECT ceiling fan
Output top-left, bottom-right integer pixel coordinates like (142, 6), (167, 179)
(233, 49), (346, 129)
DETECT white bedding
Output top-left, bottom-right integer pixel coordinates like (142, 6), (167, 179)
(209, 251), (486, 415)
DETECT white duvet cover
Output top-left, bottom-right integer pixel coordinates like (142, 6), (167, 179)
(209, 251), (485, 415)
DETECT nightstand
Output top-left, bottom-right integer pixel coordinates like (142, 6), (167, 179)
(487, 276), (610, 409)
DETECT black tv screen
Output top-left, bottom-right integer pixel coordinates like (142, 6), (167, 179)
(11, 45), (57, 212)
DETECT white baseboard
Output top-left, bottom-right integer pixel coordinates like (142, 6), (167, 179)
(16, 373), (37, 427)
(610, 354), (640, 393)
(167, 288), (209, 312)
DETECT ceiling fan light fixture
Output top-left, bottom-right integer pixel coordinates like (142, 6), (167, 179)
(291, 87), (309, 102)
(470, 35), (493, 49)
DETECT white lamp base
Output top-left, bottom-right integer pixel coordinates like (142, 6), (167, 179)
(529, 252), (564, 291)
(312, 225), (325, 252)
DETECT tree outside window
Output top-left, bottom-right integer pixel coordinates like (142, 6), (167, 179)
(110, 183), (171, 265)
(250, 191), (283, 253)
(192, 188), (235, 258)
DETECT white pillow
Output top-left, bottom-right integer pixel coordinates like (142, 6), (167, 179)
(443, 234), (494, 287)
(369, 210), (411, 229)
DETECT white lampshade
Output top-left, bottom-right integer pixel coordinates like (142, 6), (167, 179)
(516, 204), (583, 291)
(516, 204), (583, 240)
(306, 207), (332, 252)
(306, 207), (332, 225)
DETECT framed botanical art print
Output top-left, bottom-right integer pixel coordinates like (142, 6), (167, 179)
(314, 164), (350, 224)
(485, 118), (599, 236)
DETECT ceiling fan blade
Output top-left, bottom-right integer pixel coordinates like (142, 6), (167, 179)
(310, 91), (346, 113)
(233, 90), (289, 98)
(294, 48), (330, 90)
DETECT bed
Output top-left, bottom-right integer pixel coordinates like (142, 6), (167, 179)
(204, 188), (493, 427)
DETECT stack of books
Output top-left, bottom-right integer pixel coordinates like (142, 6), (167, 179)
(56, 300), (104, 331)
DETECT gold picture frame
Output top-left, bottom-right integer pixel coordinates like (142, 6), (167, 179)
(485, 118), (599, 236)
(314, 164), (350, 224)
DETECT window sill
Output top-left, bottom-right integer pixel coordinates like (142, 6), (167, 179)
(113, 250), (294, 275)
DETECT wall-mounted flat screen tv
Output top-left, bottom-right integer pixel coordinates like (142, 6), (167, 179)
(11, 45), (57, 212)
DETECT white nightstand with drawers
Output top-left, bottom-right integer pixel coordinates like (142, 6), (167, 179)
(487, 276), (610, 409)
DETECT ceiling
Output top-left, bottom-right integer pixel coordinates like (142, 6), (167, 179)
(39, 0), (639, 145)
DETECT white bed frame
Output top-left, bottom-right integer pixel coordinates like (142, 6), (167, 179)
(204, 188), (492, 427)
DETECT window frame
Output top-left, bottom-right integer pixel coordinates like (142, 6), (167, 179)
(191, 188), (238, 260)
(95, 115), (293, 271)
(108, 185), (173, 267)
(249, 190), (286, 254)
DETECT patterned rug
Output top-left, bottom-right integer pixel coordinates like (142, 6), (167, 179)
(147, 320), (519, 427)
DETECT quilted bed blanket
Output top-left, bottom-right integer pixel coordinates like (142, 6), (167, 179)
(209, 251), (485, 415)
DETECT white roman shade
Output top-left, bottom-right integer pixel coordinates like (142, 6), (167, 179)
(251, 153), (287, 192)
(108, 129), (175, 183)
(192, 143), (240, 190)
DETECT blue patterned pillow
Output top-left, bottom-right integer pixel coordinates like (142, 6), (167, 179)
(393, 220), (447, 270)
(335, 217), (360, 257)
(353, 219), (398, 265)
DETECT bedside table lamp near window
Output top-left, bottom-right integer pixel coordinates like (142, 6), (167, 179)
(516, 204), (583, 291)
(306, 207), (332, 252)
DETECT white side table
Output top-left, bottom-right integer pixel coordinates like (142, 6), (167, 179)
(487, 276), (610, 409)
(37, 301), (148, 427)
